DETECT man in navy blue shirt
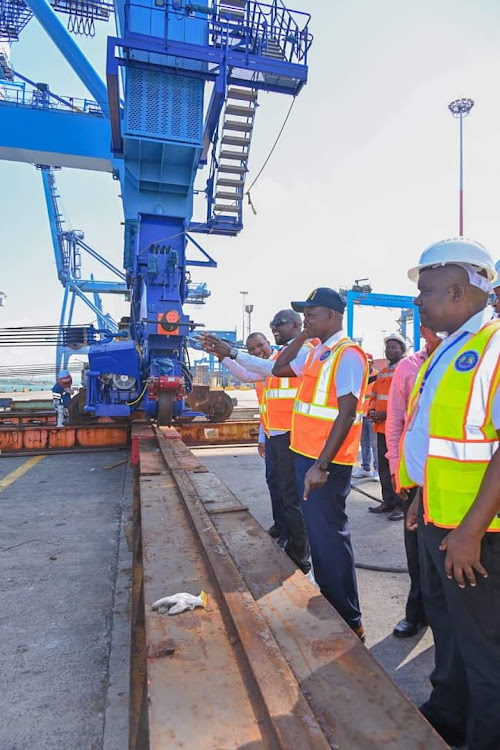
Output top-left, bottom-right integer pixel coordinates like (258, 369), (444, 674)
(52, 370), (73, 427)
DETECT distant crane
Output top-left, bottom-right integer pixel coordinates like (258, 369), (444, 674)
(38, 166), (128, 369)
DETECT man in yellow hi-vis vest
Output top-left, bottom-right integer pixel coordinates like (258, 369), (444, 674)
(398, 238), (500, 750)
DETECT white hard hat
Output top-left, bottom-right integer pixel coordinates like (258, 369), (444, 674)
(494, 260), (500, 289)
(384, 332), (407, 351)
(408, 238), (497, 283)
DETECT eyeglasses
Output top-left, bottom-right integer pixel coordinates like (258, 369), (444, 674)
(270, 318), (292, 328)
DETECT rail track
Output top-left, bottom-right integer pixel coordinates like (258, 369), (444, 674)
(130, 422), (446, 749)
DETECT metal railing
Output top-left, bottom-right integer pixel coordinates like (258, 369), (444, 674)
(0, 80), (104, 115)
(123, 0), (312, 68)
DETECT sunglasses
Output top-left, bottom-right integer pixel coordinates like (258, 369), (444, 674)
(270, 318), (292, 328)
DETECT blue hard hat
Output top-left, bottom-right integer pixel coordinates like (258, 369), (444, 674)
(58, 370), (70, 378)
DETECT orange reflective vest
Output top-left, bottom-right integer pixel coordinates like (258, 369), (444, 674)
(290, 338), (368, 465)
(369, 365), (398, 434)
(255, 380), (268, 437)
(397, 320), (500, 530)
(363, 374), (378, 416)
(265, 346), (312, 432)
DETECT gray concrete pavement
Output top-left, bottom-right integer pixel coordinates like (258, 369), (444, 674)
(192, 445), (435, 710)
(0, 450), (129, 750)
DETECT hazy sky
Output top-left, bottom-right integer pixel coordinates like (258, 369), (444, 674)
(1, 0), (500, 366)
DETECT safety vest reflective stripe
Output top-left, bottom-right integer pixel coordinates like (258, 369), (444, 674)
(266, 388), (298, 399)
(377, 394), (389, 401)
(294, 400), (364, 423)
(428, 437), (498, 462)
(294, 400), (339, 420)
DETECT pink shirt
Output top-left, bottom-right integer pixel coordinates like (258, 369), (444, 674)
(386, 349), (428, 474)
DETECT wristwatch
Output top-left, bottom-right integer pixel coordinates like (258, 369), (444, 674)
(316, 459), (330, 472)
(229, 346), (238, 360)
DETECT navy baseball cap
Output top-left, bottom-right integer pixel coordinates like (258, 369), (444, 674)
(291, 287), (346, 314)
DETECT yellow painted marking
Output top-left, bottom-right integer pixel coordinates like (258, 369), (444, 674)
(0, 456), (45, 493)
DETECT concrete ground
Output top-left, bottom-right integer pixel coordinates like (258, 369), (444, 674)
(193, 445), (435, 709)
(0, 450), (130, 750)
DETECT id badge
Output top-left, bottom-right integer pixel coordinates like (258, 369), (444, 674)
(406, 403), (420, 432)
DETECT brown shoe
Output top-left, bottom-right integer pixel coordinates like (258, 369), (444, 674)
(352, 624), (366, 643)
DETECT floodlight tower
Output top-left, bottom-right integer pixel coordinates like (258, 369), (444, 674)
(240, 291), (248, 342)
(245, 304), (254, 336)
(448, 98), (474, 236)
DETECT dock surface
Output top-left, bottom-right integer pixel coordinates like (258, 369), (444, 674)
(1, 442), (437, 748)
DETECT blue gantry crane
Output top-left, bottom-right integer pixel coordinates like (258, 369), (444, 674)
(0, 0), (312, 424)
(39, 166), (129, 369)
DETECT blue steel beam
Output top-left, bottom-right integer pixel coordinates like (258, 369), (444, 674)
(0, 102), (113, 171)
(75, 280), (128, 293)
(346, 291), (421, 350)
(40, 167), (66, 284)
(23, 0), (110, 116)
(107, 33), (308, 84)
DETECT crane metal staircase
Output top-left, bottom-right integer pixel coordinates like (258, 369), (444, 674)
(212, 84), (257, 224)
(205, 0), (309, 230)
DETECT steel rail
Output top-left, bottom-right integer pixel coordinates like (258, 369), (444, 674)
(132, 423), (447, 749)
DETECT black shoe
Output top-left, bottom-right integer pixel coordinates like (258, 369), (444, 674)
(388, 508), (405, 521)
(277, 537), (287, 549)
(267, 524), (280, 538)
(368, 502), (394, 514)
(393, 618), (426, 638)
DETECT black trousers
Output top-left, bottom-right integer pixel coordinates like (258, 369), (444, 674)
(418, 508), (500, 749)
(377, 432), (402, 510)
(264, 435), (287, 540)
(403, 488), (425, 624)
(268, 432), (310, 573)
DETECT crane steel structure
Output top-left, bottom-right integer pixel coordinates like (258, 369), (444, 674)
(39, 166), (129, 367)
(0, 0), (312, 424)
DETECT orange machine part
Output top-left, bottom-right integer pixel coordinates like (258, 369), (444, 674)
(157, 310), (180, 336)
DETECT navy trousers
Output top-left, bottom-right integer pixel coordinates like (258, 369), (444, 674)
(264, 436), (287, 541)
(294, 454), (361, 629)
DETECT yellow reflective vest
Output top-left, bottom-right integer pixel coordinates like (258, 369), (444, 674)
(397, 320), (500, 531)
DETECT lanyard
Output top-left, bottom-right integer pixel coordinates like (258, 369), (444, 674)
(419, 331), (468, 395)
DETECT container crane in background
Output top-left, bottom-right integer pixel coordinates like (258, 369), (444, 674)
(0, 0), (313, 424)
(38, 166), (128, 368)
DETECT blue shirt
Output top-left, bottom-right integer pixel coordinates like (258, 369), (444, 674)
(52, 383), (72, 408)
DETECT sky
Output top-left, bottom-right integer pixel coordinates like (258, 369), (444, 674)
(1, 0), (500, 368)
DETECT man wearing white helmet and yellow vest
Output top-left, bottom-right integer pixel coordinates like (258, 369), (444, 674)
(398, 238), (500, 750)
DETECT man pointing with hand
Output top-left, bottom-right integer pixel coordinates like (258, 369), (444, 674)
(273, 288), (369, 640)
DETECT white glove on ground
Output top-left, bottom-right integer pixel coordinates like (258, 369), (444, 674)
(151, 590), (208, 616)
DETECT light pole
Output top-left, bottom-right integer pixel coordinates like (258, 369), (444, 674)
(239, 290), (248, 342)
(448, 98), (474, 236)
(245, 304), (254, 336)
